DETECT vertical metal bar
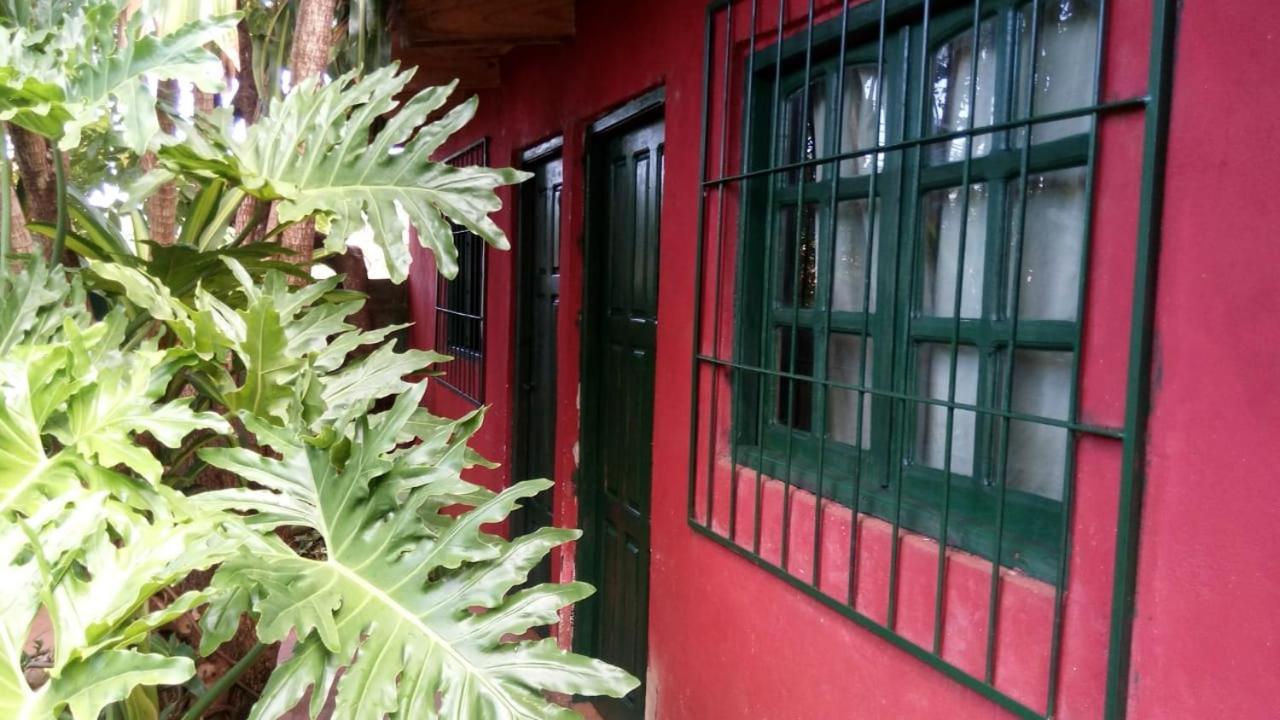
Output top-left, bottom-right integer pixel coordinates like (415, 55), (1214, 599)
(779, 0), (818, 572)
(932, 0), (984, 656)
(1106, 0), (1177, 714)
(985, 0), (1041, 684)
(687, 1), (718, 527)
(476, 228), (483, 397)
(811, 0), (853, 588)
(728, 0), (761, 544)
(887, 0), (933, 633)
(704, 0), (737, 534)
(847, 0), (889, 610)
(1046, 0), (1109, 711)
(751, 0), (789, 557)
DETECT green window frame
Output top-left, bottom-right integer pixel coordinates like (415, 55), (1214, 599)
(733, 0), (1100, 580)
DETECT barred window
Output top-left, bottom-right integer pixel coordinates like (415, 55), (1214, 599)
(434, 140), (489, 403)
(690, 0), (1170, 715)
(736, 0), (1098, 581)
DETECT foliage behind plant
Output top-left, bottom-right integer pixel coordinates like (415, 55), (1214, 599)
(0, 2), (638, 718)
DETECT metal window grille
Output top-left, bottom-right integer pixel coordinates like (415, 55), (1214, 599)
(688, 1), (1175, 717)
(434, 139), (489, 403)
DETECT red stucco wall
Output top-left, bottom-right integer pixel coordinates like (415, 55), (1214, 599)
(404, 0), (1280, 717)
(1127, 0), (1280, 717)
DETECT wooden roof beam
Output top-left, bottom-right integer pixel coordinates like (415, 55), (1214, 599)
(398, 46), (504, 91)
(399, 0), (574, 45)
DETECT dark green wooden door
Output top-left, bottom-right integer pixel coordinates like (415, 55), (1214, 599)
(514, 154), (562, 589)
(582, 117), (663, 719)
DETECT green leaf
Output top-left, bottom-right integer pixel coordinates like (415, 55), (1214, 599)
(225, 295), (302, 424)
(199, 388), (638, 719)
(48, 349), (229, 483)
(0, 259), (88, 353)
(55, 651), (195, 720)
(0, 4), (238, 152)
(159, 66), (530, 283)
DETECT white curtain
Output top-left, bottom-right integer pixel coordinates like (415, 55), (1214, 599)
(917, 345), (980, 475)
(827, 334), (873, 448)
(1011, 168), (1087, 321)
(933, 19), (998, 162)
(1018, 0), (1101, 143)
(1008, 350), (1072, 498)
(840, 65), (884, 176)
(832, 200), (880, 313)
(922, 184), (989, 319)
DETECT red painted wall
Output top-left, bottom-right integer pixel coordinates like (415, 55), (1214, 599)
(403, 0), (1280, 717)
(1128, 0), (1280, 716)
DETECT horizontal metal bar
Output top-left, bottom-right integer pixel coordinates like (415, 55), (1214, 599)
(687, 520), (1044, 720)
(434, 377), (483, 406)
(695, 353), (1124, 439)
(704, 96), (1148, 188)
(433, 307), (484, 320)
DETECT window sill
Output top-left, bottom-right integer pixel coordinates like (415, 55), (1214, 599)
(733, 443), (1063, 582)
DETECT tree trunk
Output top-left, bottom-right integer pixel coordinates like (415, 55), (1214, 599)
(142, 80), (180, 246)
(279, 0), (338, 267)
(11, 125), (57, 224)
(194, 89), (216, 116)
(337, 247), (373, 330)
(7, 187), (34, 258)
(10, 125), (62, 262)
(233, 18), (264, 239)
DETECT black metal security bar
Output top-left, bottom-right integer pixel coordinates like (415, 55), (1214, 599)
(434, 139), (489, 403)
(686, 0), (1175, 717)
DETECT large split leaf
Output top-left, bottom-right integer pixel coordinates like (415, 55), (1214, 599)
(159, 66), (530, 282)
(0, 1), (235, 152)
(0, 487), (242, 720)
(199, 388), (638, 719)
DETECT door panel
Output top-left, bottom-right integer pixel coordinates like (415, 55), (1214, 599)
(514, 154), (562, 588)
(584, 117), (663, 720)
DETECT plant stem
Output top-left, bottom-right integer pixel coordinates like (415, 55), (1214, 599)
(166, 431), (219, 475)
(123, 317), (161, 351)
(179, 642), (266, 720)
(260, 218), (298, 244)
(229, 200), (270, 248)
(50, 146), (68, 265)
(0, 122), (10, 275)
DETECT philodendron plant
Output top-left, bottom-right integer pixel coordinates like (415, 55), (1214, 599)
(0, 2), (637, 719)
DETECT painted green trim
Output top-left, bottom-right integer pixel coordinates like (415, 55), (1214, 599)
(731, 0), (1095, 584)
(1105, 0), (1178, 716)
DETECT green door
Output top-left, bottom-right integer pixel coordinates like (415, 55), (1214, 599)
(581, 116), (663, 719)
(514, 154), (563, 588)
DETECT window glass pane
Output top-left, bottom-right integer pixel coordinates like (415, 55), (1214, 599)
(833, 199), (880, 313)
(781, 79), (828, 184)
(839, 64), (884, 176)
(1015, 0), (1101, 143)
(1007, 168), (1087, 321)
(775, 326), (815, 431)
(827, 334), (873, 448)
(1007, 350), (1073, 499)
(929, 19), (998, 163)
(922, 184), (988, 319)
(915, 344), (980, 475)
(778, 204), (819, 308)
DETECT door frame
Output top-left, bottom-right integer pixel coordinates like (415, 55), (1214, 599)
(575, 87), (666, 669)
(511, 137), (565, 593)
(512, 135), (564, 488)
